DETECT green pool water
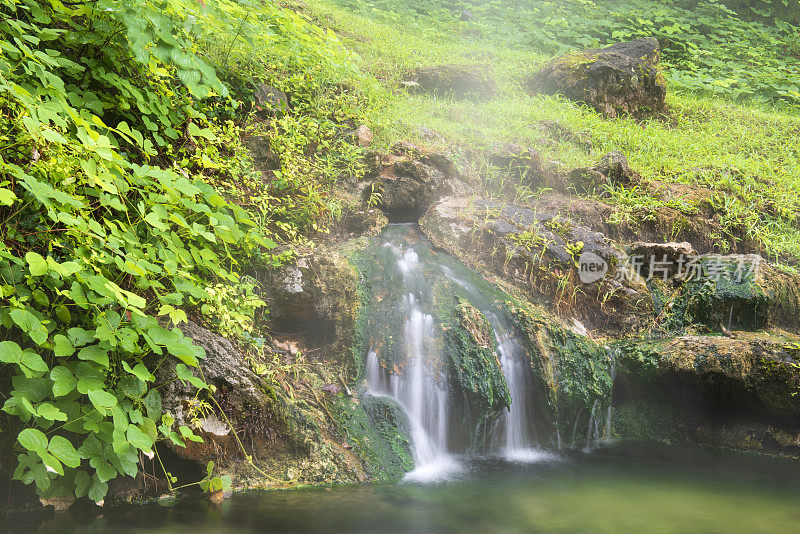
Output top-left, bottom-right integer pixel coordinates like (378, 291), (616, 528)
(6, 443), (800, 534)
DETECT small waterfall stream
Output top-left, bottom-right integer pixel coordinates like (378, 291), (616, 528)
(363, 224), (549, 480)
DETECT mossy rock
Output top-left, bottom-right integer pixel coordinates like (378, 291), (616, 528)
(509, 303), (613, 444)
(653, 255), (800, 333)
(527, 37), (667, 118)
(445, 299), (511, 415)
(617, 332), (800, 418)
(328, 394), (414, 481)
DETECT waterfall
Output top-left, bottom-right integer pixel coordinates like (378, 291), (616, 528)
(364, 224), (552, 481)
(368, 237), (459, 482)
(439, 268), (546, 461)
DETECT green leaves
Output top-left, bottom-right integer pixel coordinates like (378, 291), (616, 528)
(0, 341), (48, 377)
(25, 252), (48, 276)
(0, 187), (16, 206)
(51, 366), (77, 397)
(53, 335), (75, 358)
(78, 345), (109, 368)
(18, 428), (49, 453)
(0, 0), (302, 506)
(9, 309), (48, 345)
(126, 425), (154, 451)
(48, 436), (80, 469)
(88, 390), (117, 413)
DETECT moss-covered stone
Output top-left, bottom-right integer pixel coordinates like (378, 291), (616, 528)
(509, 303), (613, 444)
(445, 299), (511, 414)
(650, 255), (800, 334)
(612, 332), (800, 457)
(611, 401), (685, 444)
(527, 38), (667, 118)
(328, 394), (414, 481)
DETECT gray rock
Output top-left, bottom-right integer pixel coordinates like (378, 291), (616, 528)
(253, 83), (288, 114)
(592, 151), (639, 185)
(528, 38), (667, 118)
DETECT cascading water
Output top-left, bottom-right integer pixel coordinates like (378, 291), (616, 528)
(366, 231), (458, 481)
(440, 267), (547, 461)
(362, 224), (552, 480)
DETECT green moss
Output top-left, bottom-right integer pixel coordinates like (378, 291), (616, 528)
(614, 340), (662, 384)
(444, 298), (511, 414)
(652, 257), (770, 334)
(328, 394), (414, 481)
(509, 303), (612, 443)
(612, 401), (685, 444)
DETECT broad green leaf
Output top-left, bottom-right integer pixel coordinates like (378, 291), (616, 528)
(74, 470), (92, 498)
(20, 350), (48, 375)
(25, 252), (48, 276)
(18, 428), (48, 452)
(87, 390), (117, 412)
(35, 402), (68, 421)
(75, 362), (105, 394)
(0, 340), (22, 364)
(9, 309), (48, 345)
(88, 475), (108, 502)
(78, 345), (109, 368)
(48, 436), (80, 468)
(38, 451), (64, 476)
(50, 366), (77, 397)
(67, 327), (95, 347)
(90, 457), (117, 483)
(142, 389), (162, 420)
(53, 334), (75, 357)
(122, 361), (155, 382)
(0, 187), (16, 206)
(126, 425), (154, 451)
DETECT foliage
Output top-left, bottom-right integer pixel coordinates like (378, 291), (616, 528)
(328, 0), (800, 107)
(0, 0), (363, 504)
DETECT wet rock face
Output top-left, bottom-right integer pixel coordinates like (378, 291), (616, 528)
(328, 394), (414, 480)
(155, 321), (414, 488)
(411, 64), (498, 99)
(511, 304), (613, 444)
(528, 38), (668, 118)
(446, 300), (511, 415)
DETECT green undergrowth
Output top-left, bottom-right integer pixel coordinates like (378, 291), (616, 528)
(0, 0), (373, 505)
(305, 0), (800, 263)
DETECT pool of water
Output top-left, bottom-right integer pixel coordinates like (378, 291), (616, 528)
(7, 442), (800, 534)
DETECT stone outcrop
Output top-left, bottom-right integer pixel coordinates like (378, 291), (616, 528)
(154, 320), (413, 489)
(613, 332), (800, 456)
(420, 196), (654, 334)
(528, 38), (668, 118)
(361, 145), (460, 219)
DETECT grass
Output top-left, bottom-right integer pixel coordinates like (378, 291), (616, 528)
(298, 0), (800, 263)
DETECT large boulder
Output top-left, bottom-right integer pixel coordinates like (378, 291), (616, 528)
(527, 38), (668, 118)
(410, 64), (498, 99)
